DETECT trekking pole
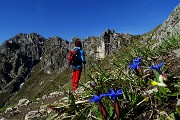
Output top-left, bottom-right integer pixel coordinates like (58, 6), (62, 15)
(84, 64), (86, 83)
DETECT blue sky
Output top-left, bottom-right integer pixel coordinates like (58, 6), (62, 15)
(0, 0), (179, 44)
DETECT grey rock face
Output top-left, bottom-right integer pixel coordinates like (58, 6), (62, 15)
(0, 33), (45, 92)
(40, 36), (69, 73)
(82, 29), (135, 59)
(151, 4), (180, 41)
(0, 33), (46, 107)
(0, 33), (69, 107)
(68, 30), (134, 61)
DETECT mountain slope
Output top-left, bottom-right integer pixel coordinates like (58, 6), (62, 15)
(0, 3), (180, 120)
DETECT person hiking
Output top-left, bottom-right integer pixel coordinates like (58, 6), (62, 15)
(68, 40), (86, 93)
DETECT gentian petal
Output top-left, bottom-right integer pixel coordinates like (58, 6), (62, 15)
(137, 65), (141, 69)
(116, 89), (123, 96)
(109, 88), (116, 94)
(133, 56), (142, 63)
(129, 57), (142, 71)
(107, 89), (123, 100)
(88, 94), (107, 103)
(100, 93), (107, 98)
(88, 95), (100, 103)
(110, 89), (116, 96)
(159, 62), (164, 68)
(129, 62), (138, 70)
(154, 64), (159, 69)
(150, 62), (164, 74)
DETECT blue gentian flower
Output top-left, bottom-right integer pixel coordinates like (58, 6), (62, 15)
(106, 89), (123, 120)
(88, 94), (106, 103)
(107, 88), (123, 100)
(133, 56), (142, 63)
(150, 62), (164, 74)
(88, 94), (108, 119)
(129, 61), (141, 70)
(128, 56), (142, 70)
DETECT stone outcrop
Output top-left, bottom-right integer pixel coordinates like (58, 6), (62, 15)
(0, 33), (69, 107)
(83, 29), (136, 59)
(40, 36), (69, 73)
(151, 4), (180, 41)
(0, 33), (45, 91)
(0, 33), (46, 106)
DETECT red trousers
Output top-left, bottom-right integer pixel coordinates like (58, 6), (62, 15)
(72, 70), (82, 91)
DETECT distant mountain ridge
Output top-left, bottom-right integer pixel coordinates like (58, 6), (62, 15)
(145, 4), (180, 41)
(0, 4), (179, 108)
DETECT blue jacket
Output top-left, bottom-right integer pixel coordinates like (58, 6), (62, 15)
(71, 47), (86, 71)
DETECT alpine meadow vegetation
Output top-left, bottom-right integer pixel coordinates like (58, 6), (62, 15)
(58, 35), (180, 120)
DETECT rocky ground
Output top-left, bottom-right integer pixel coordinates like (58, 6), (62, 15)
(0, 81), (90, 120)
(0, 91), (65, 120)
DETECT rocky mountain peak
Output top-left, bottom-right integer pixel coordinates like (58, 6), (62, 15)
(0, 33), (47, 106)
(151, 4), (180, 41)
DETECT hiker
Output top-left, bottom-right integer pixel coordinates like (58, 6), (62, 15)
(68, 40), (86, 92)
